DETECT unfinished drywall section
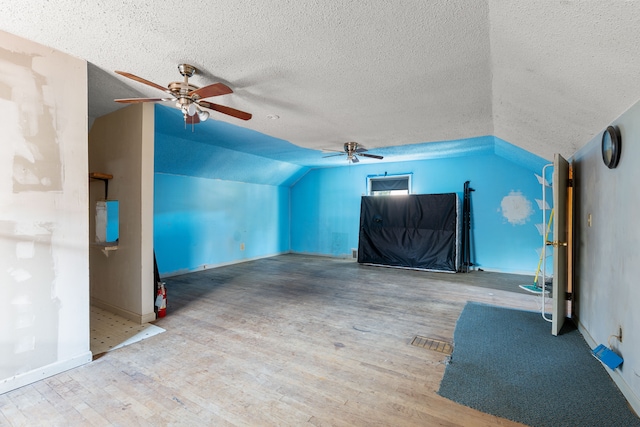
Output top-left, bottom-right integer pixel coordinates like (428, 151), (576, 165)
(0, 30), (91, 393)
(573, 100), (640, 413)
(89, 103), (155, 324)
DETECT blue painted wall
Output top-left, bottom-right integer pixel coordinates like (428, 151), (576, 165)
(153, 107), (548, 276)
(154, 173), (290, 276)
(290, 145), (546, 274)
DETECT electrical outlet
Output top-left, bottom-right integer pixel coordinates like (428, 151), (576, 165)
(240, 243), (245, 251)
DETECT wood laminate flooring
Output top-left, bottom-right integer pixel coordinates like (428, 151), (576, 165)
(0, 254), (543, 426)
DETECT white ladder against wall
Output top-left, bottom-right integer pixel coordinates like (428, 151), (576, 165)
(536, 164), (554, 322)
(519, 165), (554, 319)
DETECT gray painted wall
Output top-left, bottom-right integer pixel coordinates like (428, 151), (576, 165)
(573, 99), (640, 411)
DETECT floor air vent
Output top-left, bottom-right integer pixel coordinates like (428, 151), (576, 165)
(411, 335), (453, 355)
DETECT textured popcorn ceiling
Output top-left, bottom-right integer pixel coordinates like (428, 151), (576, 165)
(1, 1), (639, 162)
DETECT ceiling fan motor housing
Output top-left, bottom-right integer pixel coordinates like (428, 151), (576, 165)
(344, 141), (358, 154)
(178, 63), (196, 78)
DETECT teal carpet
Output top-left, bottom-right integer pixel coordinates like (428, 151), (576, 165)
(438, 302), (639, 427)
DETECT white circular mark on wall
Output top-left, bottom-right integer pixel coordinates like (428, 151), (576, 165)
(500, 190), (533, 225)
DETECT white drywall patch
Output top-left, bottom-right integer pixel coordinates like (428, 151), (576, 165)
(500, 190), (533, 225)
(0, 99), (21, 198)
(8, 267), (32, 282)
(0, 52), (62, 193)
(15, 222), (52, 236)
(11, 294), (30, 306)
(15, 335), (36, 353)
(13, 163), (41, 185)
(15, 313), (34, 329)
(16, 241), (35, 259)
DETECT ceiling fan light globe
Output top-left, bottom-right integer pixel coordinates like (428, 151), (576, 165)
(187, 103), (197, 116)
(198, 110), (210, 122)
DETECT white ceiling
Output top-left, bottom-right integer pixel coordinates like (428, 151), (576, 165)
(2, 1), (640, 161)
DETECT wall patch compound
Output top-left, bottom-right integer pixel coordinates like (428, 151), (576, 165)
(500, 190), (533, 225)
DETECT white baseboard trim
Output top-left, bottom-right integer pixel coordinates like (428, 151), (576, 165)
(160, 251), (291, 278)
(0, 351), (92, 395)
(577, 321), (640, 417)
(91, 298), (156, 324)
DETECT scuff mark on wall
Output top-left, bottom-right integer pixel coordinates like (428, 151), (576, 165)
(499, 190), (533, 225)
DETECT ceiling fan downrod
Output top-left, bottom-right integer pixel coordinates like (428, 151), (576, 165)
(172, 64), (210, 123)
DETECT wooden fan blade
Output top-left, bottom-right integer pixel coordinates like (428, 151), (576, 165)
(360, 153), (384, 160)
(322, 153), (344, 158)
(115, 71), (171, 94)
(198, 101), (252, 121)
(185, 114), (200, 125)
(114, 97), (174, 103)
(189, 82), (233, 99)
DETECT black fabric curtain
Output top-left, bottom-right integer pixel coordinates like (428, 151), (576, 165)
(357, 193), (459, 272)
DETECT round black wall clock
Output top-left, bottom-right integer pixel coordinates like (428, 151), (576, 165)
(602, 125), (621, 169)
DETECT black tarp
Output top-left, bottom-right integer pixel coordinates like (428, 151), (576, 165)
(357, 193), (459, 272)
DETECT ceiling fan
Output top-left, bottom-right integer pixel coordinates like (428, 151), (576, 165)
(323, 142), (384, 163)
(114, 64), (252, 124)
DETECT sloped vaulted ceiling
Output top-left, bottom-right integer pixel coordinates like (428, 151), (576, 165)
(489, 1), (640, 158)
(1, 1), (639, 162)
